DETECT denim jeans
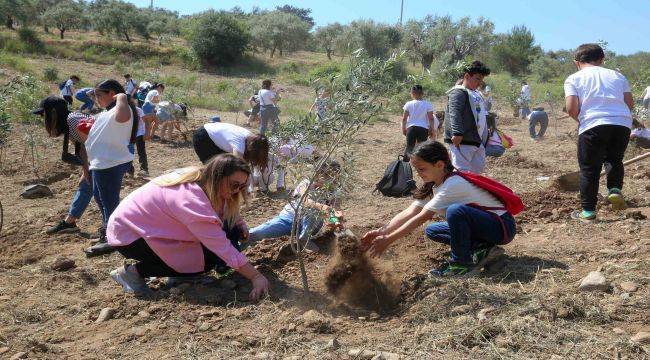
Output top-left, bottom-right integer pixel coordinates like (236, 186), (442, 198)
(75, 92), (94, 112)
(259, 105), (279, 135)
(92, 161), (132, 226)
(528, 112), (549, 139)
(425, 204), (516, 264)
(244, 211), (323, 250)
(485, 144), (505, 157)
(68, 177), (93, 219)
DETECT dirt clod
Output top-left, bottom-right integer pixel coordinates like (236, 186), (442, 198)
(325, 230), (400, 314)
(96, 308), (116, 323)
(50, 257), (75, 271)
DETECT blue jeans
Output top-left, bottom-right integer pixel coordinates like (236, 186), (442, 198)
(528, 113), (549, 139)
(75, 92), (94, 112)
(259, 105), (279, 135)
(425, 204), (516, 264)
(68, 177), (93, 219)
(91, 162), (132, 226)
(485, 144), (505, 157)
(244, 212), (323, 250)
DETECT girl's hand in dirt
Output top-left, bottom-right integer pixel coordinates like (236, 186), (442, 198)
(368, 235), (391, 258)
(361, 229), (383, 250)
(250, 275), (269, 302)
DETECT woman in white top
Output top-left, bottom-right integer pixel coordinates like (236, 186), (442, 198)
(402, 85), (438, 160)
(258, 79), (281, 135)
(84, 79), (139, 257)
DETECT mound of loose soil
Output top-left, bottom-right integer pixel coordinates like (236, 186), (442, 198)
(324, 230), (400, 314)
(518, 189), (579, 223)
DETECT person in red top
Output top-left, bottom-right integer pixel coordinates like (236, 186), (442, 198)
(361, 140), (518, 277)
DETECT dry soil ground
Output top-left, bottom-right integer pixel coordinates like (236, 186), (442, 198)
(0, 83), (648, 359)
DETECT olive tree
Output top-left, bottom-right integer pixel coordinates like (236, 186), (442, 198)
(250, 11), (310, 58)
(42, 0), (85, 39)
(492, 25), (542, 76)
(188, 11), (250, 66)
(92, 0), (140, 42)
(314, 23), (344, 60)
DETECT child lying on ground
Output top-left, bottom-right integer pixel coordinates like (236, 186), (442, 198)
(245, 160), (344, 253)
(362, 140), (521, 277)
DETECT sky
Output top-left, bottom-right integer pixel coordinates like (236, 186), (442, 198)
(127, 0), (649, 55)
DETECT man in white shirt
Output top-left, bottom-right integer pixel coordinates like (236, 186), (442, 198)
(564, 43), (634, 221)
(519, 81), (531, 119)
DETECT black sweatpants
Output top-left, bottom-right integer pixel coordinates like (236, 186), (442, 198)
(63, 95), (73, 106)
(192, 127), (227, 164)
(404, 126), (429, 161)
(135, 135), (148, 171)
(578, 124), (630, 211)
(115, 227), (243, 278)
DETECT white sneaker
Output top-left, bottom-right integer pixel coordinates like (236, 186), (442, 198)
(110, 265), (153, 295)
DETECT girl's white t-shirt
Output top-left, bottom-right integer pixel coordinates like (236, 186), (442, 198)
(258, 89), (277, 106)
(403, 99), (437, 129)
(413, 175), (506, 216)
(644, 86), (650, 101)
(203, 122), (251, 154)
(86, 106), (135, 170)
(564, 66), (633, 134)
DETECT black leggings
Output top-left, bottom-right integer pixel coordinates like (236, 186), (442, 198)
(404, 126), (429, 161)
(135, 135), (148, 171)
(115, 227), (243, 278)
(63, 95), (73, 106)
(192, 127), (227, 164)
(578, 124), (630, 211)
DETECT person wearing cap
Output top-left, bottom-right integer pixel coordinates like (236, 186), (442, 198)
(33, 96), (96, 235)
(83, 79), (140, 257)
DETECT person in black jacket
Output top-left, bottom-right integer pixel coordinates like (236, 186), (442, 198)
(444, 61), (491, 173)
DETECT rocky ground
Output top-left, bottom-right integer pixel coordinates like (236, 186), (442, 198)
(0, 96), (648, 359)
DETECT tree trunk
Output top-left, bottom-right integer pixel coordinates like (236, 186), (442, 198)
(59, 28), (65, 40)
(270, 46), (276, 58)
(326, 48), (332, 60)
(44, 24), (49, 33)
(279, 48), (283, 57)
(124, 31), (131, 43)
(421, 54), (434, 70)
(5, 16), (13, 30)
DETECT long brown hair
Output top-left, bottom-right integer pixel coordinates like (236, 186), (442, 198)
(244, 135), (269, 168)
(412, 141), (455, 200)
(154, 154), (251, 226)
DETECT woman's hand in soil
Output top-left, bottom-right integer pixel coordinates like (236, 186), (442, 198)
(250, 274), (269, 302)
(361, 229), (383, 251)
(368, 235), (391, 258)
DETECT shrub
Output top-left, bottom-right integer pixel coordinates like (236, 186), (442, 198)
(17, 28), (45, 52)
(2, 75), (48, 124)
(188, 11), (251, 66)
(42, 65), (58, 82)
(308, 63), (343, 80)
(0, 52), (33, 73)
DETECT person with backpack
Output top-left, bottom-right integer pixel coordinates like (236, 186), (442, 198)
(107, 154), (269, 300)
(83, 80), (139, 257)
(74, 87), (94, 113)
(59, 75), (80, 106)
(527, 107), (549, 140)
(564, 43), (634, 221)
(444, 61), (491, 174)
(124, 74), (137, 97)
(362, 140), (521, 277)
(401, 85), (438, 161)
(32, 96), (96, 235)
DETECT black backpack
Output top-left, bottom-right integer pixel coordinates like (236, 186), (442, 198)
(374, 156), (417, 197)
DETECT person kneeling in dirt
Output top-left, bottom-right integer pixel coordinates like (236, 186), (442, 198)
(527, 107), (549, 140)
(107, 154), (269, 300)
(245, 160), (344, 253)
(630, 119), (650, 149)
(361, 141), (521, 277)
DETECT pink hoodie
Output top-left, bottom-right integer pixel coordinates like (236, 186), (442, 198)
(107, 181), (248, 273)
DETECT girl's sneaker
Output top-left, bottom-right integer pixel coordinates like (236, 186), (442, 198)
(46, 220), (80, 235)
(571, 210), (597, 223)
(607, 188), (627, 210)
(472, 246), (505, 269)
(110, 265), (153, 296)
(428, 262), (473, 277)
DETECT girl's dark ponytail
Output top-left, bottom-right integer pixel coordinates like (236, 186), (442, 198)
(411, 140), (455, 200)
(95, 79), (139, 144)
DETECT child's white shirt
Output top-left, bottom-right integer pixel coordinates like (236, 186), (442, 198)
(413, 176), (506, 216)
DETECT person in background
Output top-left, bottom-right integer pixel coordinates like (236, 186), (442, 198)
(309, 88), (330, 121)
(630, 119), (650, 149)
(74, 87), (95, 113)
(83, 79), (139, 257)
(564, 43), (634, 221)
(641, 85), (650, 111)
(107, 154), (269, 300)
(258, 79), (281, 135)
(527, 107), (549, 140)
(124, 74), (137, 98)
(60, 75), (80, 106)
(480, 83), (493, 112)
(128, 98), (149, 178)
(484, 113), (505, 158)
(401, 85), (438, 160)
(33, 96), (96, 235)
(144, 83), (165, 140)
(445, 61), (491, 174)
(245, 92), (260, 127)
(519, 81), (531, 119)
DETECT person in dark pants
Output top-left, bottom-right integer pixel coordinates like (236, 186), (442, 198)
(192, 122), (269, 168)
(59, 75), (80, 106)
(107, 154), (269, 300)
(527, 107), (549, 139)
(564, 43), (634, 221)
(402, 85), (438, 161)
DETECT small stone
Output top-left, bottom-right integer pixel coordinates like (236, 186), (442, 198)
(358, 316), (367, 321)
(133, 327), (147, 337)
(20, 184), (53, 199)
(220, 279), (237, 290)
(348, 349), (375, 359)
(578, 271), (609, 292)
(138, 311), (150, 318)
(50, 257), (75, 271)
(612, 327), (625, 335)
(620, 293), (630, 300)
(477, 307), (497, 323)
(324, 338), (340, 350)
(630, 331), (650, 345)
(9, 352), (27, 360)
(0, 347), (9, 355)
(255, 352), (270, 359)
(619, 281), (638, 293)
(96, 307), (116, 323)
(450, 304), (472, 315)
(198, 322), (211, 332)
